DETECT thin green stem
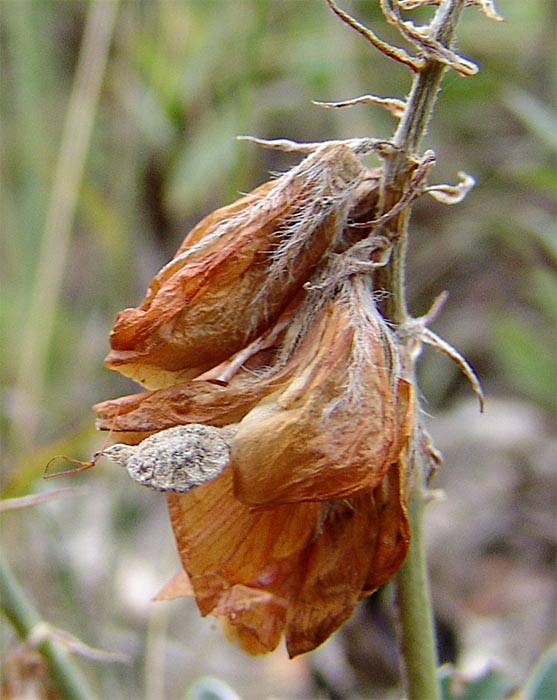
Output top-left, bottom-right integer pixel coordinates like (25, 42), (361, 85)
(369, 3), (468, 699)
(393, 1), (466, 156)
(0, 550), (97, 700)
(395, 484), (441, 700)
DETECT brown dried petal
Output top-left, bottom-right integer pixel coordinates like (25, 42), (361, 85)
(214, 585), (288, 655)
(105, 143), (367, 389)
(283, 459), (409, 657)
(166, 465), (320, 615)
(155, 570), (194, 600)
(94, 319), (295, 434)
(231, 278), (413, 506)
(94, 283), (340, 434)
(94, 301), (310, 434)
(362, 454), (410, 592)
(166, 459), (410, 657)
(156, 572), (287, 655)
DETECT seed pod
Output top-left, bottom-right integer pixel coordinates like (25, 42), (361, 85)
(99, 424), (235, 492)
(105, 143), (367, 389)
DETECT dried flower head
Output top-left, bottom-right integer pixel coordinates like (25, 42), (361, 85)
(95, 268), (413, 656)
(91, 138), (418, 658)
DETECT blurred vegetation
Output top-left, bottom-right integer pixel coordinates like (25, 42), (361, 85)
(1, 1), (555, 698)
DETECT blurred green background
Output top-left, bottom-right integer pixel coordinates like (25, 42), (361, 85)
(1, 1), (555, 698)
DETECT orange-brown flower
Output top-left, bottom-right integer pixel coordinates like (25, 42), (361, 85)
(93, 142), (413, 657)
(105, 143), (368, 389)
(96, 274), (413, 655)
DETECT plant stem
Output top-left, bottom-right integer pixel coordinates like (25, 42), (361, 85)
(371, 3), (467, 699)
(395, 485), (441, 700)
(0, 550), (97, 700)
(377, 0), (465, 324)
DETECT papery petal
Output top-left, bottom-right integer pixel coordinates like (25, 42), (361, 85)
(93, 376), (274, 434)
(166, 466), (320, 617)
(94, 333), (294, 434)
(231, 278), (413, 506)
(98, 275), (413, 503)
(167, 459), (410, 657)
(363, 454), (410, 592)
(93, 296), (324, 435)
(105, 144), (367, 389)
(284, 493), (379, 656)
(283, 459), (409, 656)
(214, 585), (288, 655)
(154, 570), (194, 600)
(167, 466), (318, 654)
(155, 572), (286, 655)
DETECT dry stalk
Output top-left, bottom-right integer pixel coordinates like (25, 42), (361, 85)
(323, 1), (498, 698)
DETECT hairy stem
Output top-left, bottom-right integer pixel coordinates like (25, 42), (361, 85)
(377, 0), (465, 324)
(373, 2), (467, 699)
